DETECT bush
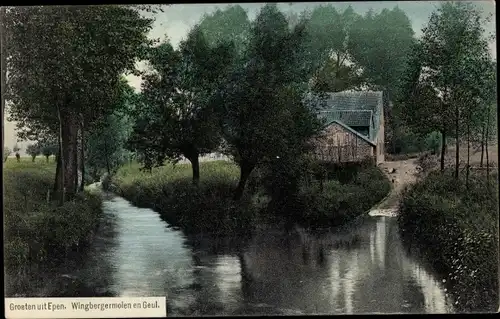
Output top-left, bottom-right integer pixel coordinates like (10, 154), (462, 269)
(4, 159), (103, 270)
(114, 161), (256, 235)
(114, 159), (391, 234)
(285, 161), (391, 228)
(398, 170), (499, 312)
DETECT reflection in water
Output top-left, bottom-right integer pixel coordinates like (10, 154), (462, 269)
(6, 195), (455, 315)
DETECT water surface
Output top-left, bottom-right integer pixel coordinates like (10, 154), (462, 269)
(5, 195), (455, 315)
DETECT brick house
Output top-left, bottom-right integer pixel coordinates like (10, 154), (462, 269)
(307, 91), (386, 165)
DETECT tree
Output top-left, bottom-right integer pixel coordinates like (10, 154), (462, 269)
(304, 5), (360, 81)
(3, 147), (11, 163)
(86, 83), (136, 181)
(26, 143), (41, 162)
(13, 143), (20, 153)
(349, 7), (416, 154)
(198, 5), (250, 54)
(215, 4), (322, 200)
(415, 2), (492, 178)
(40, 141), (58, 163)
(129, 27), (234, 184)
(6, 6), (153, 202)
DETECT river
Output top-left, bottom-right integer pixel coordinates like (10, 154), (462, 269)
(5, 194), (455, 315)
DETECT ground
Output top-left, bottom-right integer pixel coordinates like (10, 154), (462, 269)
(369, 158), (419, 216)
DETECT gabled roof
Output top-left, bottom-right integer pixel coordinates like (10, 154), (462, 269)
(324, 119), (376, 147)
(306, 91), (383, 112)
(318, 109), (373, 127)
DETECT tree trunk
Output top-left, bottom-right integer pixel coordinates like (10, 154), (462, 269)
(57, 105), (66, 205)
(32, 156), (35, 162)
(187, 154), (200, 185)
(79, 119), (85, 192)
(486, 111), (490, 184)
(104, 139), (111, 175)
(54, 151), (61, 192)
(454, 104), (460, 178)
(233, 161), (255, 200)
(466, 121), (470, 189)
(46, 155), (49, 163)
(60, 108), (79, 202)
(440, 130), (446, 172)
(480, 123), (485, 167)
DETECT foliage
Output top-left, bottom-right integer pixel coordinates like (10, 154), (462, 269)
(198, 4), (250, 55)
(398, 170), (498, 312)
(26, 143), (41, 161)
(215, 4), (323, 199)
(40, 140), (58, 162)
(128, 27), (234, 184)
(3, 158), (103, 270)
(4, 147), (12, 162)
(398, 2), (494, 171)
(85, 79), (136, 181)
(13, 143), (20, 152)
(295, 164), (390, 227)
(114, 160), (255, 235)
(6, 5), (154, 198)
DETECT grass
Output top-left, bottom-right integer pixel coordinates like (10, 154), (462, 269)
(114, 160), (257, 235)
(398, 169), (499, 312)
(114, 159), (391, 234)
(4, 157), (103, 271)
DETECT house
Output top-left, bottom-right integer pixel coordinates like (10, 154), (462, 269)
(307, 91), (386, 165)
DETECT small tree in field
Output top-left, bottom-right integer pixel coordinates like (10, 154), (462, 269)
(3, 147), (11, 163)
(41, 142), (58, 162)
(13, 143), (20, 153)
(26, 144), (41, 162)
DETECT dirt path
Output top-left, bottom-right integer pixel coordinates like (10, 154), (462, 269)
(369, 158), (420, 217)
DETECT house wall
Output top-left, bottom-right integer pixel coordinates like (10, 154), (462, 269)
(375, 101), (386, 164)
(313, 123), (374, 163)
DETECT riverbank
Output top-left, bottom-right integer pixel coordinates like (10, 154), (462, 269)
(113, 160), (391, 234)
(4, 158), (103, 271)
(398, 169), (499, 312)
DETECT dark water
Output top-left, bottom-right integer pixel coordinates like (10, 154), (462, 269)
(5, 195), (455, 315)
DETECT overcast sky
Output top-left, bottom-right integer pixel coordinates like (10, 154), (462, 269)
(5, 2), (497, 152)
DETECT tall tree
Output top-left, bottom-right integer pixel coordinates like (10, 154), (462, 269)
(197, 5), (250, 54)
(6, 6), (153, 201)
(416, 1), (492, 178)
(129, 28), (234, 184)
(216, 4), (322, 200)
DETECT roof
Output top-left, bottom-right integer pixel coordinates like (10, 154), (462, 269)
(324, 119), (376, 146)
(318, 109), (373, 127)
(306, 90), (385, 142)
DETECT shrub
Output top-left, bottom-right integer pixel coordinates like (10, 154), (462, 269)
(398, 170), (499, 312)
(3, 160), (103, 270)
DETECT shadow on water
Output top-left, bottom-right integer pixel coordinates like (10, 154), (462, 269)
(5, 194), (455, 316)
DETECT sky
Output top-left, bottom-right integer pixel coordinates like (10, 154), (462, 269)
(5, 1), (497, 154)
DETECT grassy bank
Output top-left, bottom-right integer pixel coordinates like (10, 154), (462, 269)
(114, 161), (258, 235)
(114, 160), (391, 234)
(4, 158), (103, 270)
(398, 170), (499, 312)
